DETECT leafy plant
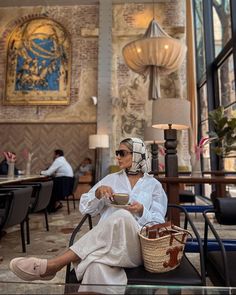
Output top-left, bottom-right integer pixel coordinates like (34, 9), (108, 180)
(208, 106), (236, 159)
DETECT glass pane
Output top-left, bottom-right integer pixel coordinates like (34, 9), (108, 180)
(201, 120), (211, 172)
(213, 0), (231, 56)
(218, 54), (236, 107)
(200, 120), (212, 198)
(199, 83), (208, 121)
(194, 0), (206, 80)
(224, 103), (236, 172)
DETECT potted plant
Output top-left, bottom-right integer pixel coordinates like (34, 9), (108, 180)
(208, 106), (236, 170)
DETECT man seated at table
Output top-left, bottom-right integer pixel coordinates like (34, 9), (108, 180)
(41, 149), (74, 212)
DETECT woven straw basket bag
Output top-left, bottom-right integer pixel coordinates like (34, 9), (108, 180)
(138, 221), (191, 273)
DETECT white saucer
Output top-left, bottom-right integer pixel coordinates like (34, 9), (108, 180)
(108, 204), (130, 209)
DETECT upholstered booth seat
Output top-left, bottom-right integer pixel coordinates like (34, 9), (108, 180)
(124, 257), (202, 286)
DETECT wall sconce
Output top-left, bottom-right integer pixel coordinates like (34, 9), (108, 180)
(89, 134), (109, 181)
(144, 126), (164, 174)
(152, 98), (190, 177)
(91, 96), (97, 105)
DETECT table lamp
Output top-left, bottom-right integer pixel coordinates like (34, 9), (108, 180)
(89, 134), (109, 182)
(152, 98), (190, 177)
(144, 126), (164, 173)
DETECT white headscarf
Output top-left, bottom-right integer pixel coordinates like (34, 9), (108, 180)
(122, 137), (151, 175)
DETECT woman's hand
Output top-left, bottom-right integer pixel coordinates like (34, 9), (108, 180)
(128, 201), (143, 216)
(95, 185), (113, 200)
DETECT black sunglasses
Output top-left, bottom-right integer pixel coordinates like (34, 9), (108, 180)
(115, 150), (133, 157)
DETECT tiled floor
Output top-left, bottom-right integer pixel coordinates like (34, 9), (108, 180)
(0, 200), (89, 284)
(0, 198), (236, 293)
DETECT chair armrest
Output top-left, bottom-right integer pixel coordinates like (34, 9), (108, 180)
(68, 214), (93, 247)
(168, 204), (206, 285)
(203, 210), (230, 285)
(65, 214), (93, 284)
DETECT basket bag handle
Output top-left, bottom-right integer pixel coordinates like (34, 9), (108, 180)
(141, 221), (192, 244)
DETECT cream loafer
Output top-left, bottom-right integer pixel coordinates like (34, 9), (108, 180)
(10, 257), (55, 281)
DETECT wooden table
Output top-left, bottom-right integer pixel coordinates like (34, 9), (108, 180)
(156, 175), (236, 225)
(0, 175), (47, 185)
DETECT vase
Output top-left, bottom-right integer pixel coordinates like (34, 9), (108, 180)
(26, 160), (31, 176)
(7, 161), (15, 178)
(191, 154), (202, 177)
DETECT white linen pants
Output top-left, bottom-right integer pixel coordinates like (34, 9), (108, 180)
(70, 209), (142, 292)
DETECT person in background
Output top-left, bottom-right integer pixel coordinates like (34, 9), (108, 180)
(0, 152), (19, 176)
(74, 157), (93, 177)
(10, 138), (167, 293)
(41, 149), (74, 212)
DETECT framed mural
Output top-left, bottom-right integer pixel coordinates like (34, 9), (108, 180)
(4, 17), (71, 105)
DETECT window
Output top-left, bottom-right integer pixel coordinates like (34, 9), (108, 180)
(199, 83), (208, 121)
(212, 0), (231, 57)
(194, 0), (206, 80)
(218, 54), (236, 107)
(200, 120), (211, 171)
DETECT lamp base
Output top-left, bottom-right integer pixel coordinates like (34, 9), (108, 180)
(151, 142), (159, 173)
(164, 128), (178, 177)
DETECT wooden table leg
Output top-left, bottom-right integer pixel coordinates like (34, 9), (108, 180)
(166, 182), (180, 226)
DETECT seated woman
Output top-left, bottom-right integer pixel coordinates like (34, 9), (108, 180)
(9, 138), (167, 288)
(74, 157), (93, 177)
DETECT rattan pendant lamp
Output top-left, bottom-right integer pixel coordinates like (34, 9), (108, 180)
(122, 17), (186, 100)
(122, 5), (188, 177)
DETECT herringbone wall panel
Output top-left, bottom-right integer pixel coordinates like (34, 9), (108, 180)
(0, 123), (96, 174)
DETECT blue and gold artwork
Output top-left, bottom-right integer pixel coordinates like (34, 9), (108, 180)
(5, 17), (71, 105)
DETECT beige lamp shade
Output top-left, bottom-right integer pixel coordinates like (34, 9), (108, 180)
(152, 98), (191, 130)
(123, 37), (186, 76)
(122, 19), (187, 99)
(89, 134), (109, 149)
(144, 126), (164, 143)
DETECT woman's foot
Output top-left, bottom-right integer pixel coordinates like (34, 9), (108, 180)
(48, 202), (63, 213)
(55, 202), (63, 211)
(10, 257), (56, 281)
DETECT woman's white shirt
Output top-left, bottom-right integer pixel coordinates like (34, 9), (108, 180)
(79, 170), (167, 227)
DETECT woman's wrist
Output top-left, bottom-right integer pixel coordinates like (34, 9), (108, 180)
(95, 188), (101, 199)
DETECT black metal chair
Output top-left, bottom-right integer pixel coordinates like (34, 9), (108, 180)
(65, 205), (206, 291)
(65, 175), (79, 214)
(203, 197), (236, 287)
(0, 186), (32, 252)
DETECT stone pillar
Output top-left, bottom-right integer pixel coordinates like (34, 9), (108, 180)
(97, 0), (113, 177)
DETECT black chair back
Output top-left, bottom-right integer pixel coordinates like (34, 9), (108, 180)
(31, 180), (53, 212)
(0, 186), (33, 252)
(2, 187), (32, 228)
(215, 197), (236, 225)
(203, 197), (236, 287)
